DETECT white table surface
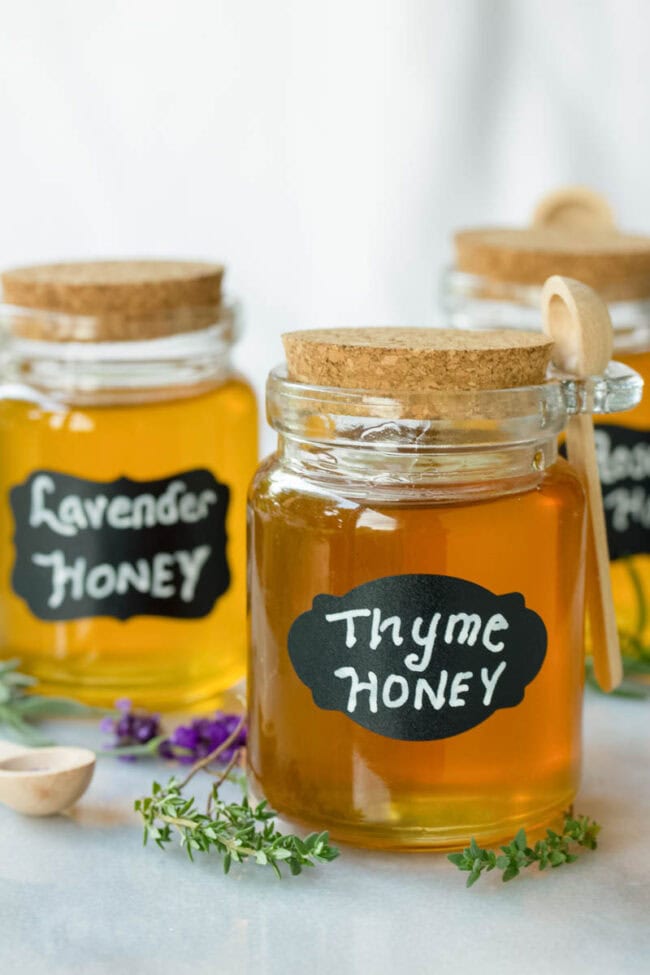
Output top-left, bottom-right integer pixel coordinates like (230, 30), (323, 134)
(0, 688), (648, 975)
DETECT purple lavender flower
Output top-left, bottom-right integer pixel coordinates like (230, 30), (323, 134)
(159, 712), (247, 765)
(101, 699), (162, 760)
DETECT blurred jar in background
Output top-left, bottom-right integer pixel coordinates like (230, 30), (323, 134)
(442, 188), (650, 684)
(0, 260), (257, 708)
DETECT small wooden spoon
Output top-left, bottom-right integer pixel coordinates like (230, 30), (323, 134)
(0, 740), (95, 816)
(541, 275), (622, 692)
(0, 740), (28, 762)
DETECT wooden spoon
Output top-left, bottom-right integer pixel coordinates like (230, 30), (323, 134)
(0, 740), (95, 816)
(0, 740), (28, 762)
(541, 275), (621, 691)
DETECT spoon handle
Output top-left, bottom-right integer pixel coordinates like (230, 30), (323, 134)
(566, 415), (622, 691)
(541, 275), (621, 692)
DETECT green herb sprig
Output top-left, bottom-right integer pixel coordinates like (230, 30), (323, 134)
(0, 658), (108, 745)
(448, 812), (600, 887)
(135, 715), (339, 877)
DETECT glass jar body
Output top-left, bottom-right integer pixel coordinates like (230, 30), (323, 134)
(0, 325), (257, 708)
(593, 346), (650, 673)
(443, 269), (650, 682)
(248, 443), (586, 850)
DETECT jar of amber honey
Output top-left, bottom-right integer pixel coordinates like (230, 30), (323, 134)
(0, 261), (257, 708)
(248, 325), (641, 849)
(443, 188), (650, 681)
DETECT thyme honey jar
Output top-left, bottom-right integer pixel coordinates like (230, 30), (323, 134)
(0, 260), (257, 708)
(443, 187), (650, 680)
(247, 321), (641, 850)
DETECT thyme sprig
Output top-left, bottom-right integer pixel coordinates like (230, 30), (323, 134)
(136, 784), (338, 877)
(135, 714), (339, 877)
(0, 658), (108, 745)
(448, 812), (601, 887)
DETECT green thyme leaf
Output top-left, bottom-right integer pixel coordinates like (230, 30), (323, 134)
(0, 659), (106, 744)
(447, 812), (600, 887)
(99, 735), (167, 759)
(12, 696), (110, 718)
(135, 776), (340, 878)
(0, 659), (22, 676)
(0, 706), (53, 746)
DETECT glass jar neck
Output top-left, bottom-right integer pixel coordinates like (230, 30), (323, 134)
(276, 432), (557, 500)
(267, 362), (642, 499)
(442, 268), (650, 354)
(0, 305), (239, 406)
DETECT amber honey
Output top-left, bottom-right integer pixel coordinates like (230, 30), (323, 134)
(0, 378), (256, 707)
(249, 458), (586, 849)
(0, 260), (257, 708)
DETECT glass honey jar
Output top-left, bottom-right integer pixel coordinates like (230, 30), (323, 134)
(442, 188), (650, 682)
(248, 325), (641, 850)
(0, 260), (258, 708)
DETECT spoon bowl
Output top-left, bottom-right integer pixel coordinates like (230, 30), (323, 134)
(0, 744), (96, 816)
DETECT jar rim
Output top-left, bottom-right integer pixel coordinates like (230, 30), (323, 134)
(443, 267), (650, 324)
(0, 302), (241, 402)
(442, 268), (650, 354)
(267, 362), (643, 450)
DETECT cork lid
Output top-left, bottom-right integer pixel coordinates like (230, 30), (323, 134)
(1, 260), (225, 341)
(454, 188), (650, 301)
(282, 327), (554, 392)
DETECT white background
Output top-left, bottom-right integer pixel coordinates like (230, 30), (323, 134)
(0, 0), (648, 450)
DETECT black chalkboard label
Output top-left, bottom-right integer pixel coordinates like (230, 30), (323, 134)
(287, 575), (547, 741)
(9, 469), (230, 621)
(594, 425), (650, 560)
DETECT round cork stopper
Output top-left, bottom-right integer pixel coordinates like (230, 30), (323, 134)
(282, 327), (554, 391)
(454, 227), (650, 301)
(1, 260), (225, 341)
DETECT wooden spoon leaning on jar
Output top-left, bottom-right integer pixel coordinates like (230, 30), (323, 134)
(541, 274), (621, 692)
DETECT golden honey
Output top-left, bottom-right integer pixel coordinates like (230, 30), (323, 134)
(248, 326), (642, 849)
(249, 459), (585, 849)
(0, 261), (257, 707)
